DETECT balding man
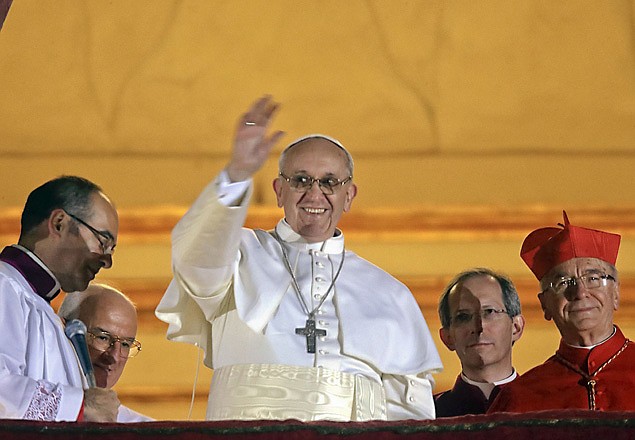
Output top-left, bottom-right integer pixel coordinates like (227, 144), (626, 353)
(59, 283), (152, 422)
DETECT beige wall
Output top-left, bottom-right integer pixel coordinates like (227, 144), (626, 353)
(1, 0), (635, 420)
(1, 0), (634, 208)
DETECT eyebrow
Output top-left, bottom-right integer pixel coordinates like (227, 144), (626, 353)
(98, 229), (115, 241)
(455, 304), (502, 312)
(92, 327), (114, 335)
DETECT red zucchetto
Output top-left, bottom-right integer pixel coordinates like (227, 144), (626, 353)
(520, 211), (621, 280)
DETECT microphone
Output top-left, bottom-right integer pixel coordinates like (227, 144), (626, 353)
(64, 319), (97, 388)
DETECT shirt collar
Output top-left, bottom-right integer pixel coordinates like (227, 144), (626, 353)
(0, 245), (61, 302)
(565, 326), (617, 350)
(275, 219), (344, 254)
(461, 369), (517, 399)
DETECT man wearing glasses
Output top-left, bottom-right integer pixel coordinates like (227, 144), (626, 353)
(0, 176), (120, 421)
(58, 283), (152, 422)
(489, 211), (635, 412)
(156, 96), (442, 421)
(435, 268), (524, 417)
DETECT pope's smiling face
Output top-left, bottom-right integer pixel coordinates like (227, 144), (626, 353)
(273, 138), (357, 243)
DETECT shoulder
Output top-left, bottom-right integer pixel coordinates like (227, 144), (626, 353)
(0, 263), (31, 302)
(433, 376), (465, 405)
(244, 229), (284, 255)
(498, 359), (560, 396)
(515, 361), (555, 382)
(341, 253), (417, 310)
(434, 388), (454, 404)
(434, 389), (459, 418)
(434, 379), (489, 417)
(344, 251), (405, 287)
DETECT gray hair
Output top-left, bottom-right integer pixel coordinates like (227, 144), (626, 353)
(278, 134), (354, 177)
(438, 268), (522, 329)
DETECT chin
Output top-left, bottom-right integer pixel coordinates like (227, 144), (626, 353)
(91, 367), (108, 388)
(64, 280), (90, 294)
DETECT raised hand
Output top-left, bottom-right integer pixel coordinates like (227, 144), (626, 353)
(226, 95), (285, 182)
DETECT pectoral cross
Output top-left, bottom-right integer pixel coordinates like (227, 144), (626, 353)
(295, 318), (326, 353)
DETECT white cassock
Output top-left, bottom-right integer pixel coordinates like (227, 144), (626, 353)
(0, 245), (85, 421)
(156, 172), (443, 421)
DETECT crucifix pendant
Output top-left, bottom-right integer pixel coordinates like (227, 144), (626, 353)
(295, 318), (327, 353)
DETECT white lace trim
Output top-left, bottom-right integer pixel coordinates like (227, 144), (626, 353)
(24, 380), (62, 421)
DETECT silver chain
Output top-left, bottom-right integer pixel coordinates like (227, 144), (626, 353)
(273, 232), (345, 319)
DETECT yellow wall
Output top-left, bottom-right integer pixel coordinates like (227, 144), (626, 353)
(1, 0), (635, 420)
(1, 0), (634, 208)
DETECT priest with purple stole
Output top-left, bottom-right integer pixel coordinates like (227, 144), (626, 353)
(156, 96), (443, 421)
(489, 211), (635, 412)
(0, 176), (120, 421)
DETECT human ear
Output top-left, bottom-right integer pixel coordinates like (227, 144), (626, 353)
(343, 183), (357, 212)
(439, 327), (456, 351)
(511, 314), (525, 343)
(272, 178), (283, 208)
(538, 292), (553, 321)
(49, 209), (66, 236)
(613, 281), (620, 311)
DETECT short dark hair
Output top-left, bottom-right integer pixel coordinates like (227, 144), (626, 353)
(438, 268), (522, 329)
(20, 176), (102, 236)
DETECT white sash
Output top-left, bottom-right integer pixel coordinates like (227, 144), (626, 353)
(207, 363), (386, 421)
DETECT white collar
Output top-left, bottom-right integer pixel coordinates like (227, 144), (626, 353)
(275, 219), (344, 254)
(461, 369), (517, 399)
(566, 326), (617, 350)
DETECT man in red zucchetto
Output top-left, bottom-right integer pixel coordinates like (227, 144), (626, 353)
(488, 211), (635, 412)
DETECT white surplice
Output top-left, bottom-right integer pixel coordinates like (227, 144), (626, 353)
(0, 248), (84, 421)
(156, 173), (443, 421)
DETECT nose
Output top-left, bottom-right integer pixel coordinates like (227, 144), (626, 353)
(100, 253), (113, 269)
(564, 282), (588, 301)
(99, 345), (118, 363)
(303, 180), (326, 197)
(470, 314), (484, 334)
(104, 340), (126, 360)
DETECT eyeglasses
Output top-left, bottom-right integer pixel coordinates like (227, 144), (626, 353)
(87, 329), (141, 358)
(451, 308), (509, 326)
(279, 172), (352, 195)
(64, 210), (116, 255)
(547, 272), (616, 295)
